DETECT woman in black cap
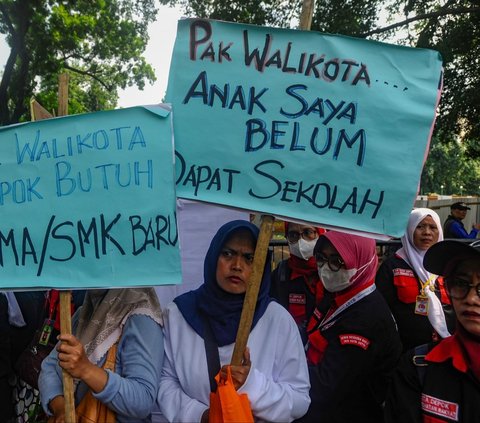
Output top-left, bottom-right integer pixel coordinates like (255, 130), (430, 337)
(385, 240), (480, 422)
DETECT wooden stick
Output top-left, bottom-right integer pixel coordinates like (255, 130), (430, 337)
(231, 214), (274, 365)
(299, 0), (315, 31)
(58, 73), (69, 117)
(59, 291), (76, 423)
(57, 72), (76, 423)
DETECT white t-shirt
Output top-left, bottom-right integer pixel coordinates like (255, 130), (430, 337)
(157, 301), (311, 422)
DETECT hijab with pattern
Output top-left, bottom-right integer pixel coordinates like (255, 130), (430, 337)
(75, 288), (163, 364)
(174, 220), (273, 347)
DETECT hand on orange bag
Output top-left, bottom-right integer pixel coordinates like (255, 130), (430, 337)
(219, 347), (251, 390)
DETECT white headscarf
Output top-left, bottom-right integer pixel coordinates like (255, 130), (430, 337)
(396, 208), (450, 338)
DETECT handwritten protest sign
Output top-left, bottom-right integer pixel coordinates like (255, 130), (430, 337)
(0, 105), (181, 289)
(167, 18), (443, 238)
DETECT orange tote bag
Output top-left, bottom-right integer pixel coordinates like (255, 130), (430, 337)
(209, 366), (254, 423)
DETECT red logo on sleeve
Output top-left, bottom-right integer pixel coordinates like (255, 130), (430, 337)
(339, 334), (371, 350)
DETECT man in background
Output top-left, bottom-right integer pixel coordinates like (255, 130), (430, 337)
(443, 202), (480, 239)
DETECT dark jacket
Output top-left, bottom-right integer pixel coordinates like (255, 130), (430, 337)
(298, 287), (402, 423)
(270, 259), (319, 343)
(0, 291), (46, 422)
(375, 254), (455, 351)
(385, 337), (480, 423)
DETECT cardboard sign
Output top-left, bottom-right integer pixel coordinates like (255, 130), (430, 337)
(0, 105), (181, 289)
(167, 18), (443, 237)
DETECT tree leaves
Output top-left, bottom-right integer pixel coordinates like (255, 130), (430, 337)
(0, 0), (157, 124)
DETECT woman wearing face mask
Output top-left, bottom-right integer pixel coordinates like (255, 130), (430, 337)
(375, 208), (455, 351)
(297, 231), (402, 423)
(270, 222), (326, 343)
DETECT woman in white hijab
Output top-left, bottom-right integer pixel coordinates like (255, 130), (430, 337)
(376, 208), (456, 351)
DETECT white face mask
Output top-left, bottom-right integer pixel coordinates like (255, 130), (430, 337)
(319, 266), (357, 292)
(319, 254), (376, 292)
(289, 238), (317, 260)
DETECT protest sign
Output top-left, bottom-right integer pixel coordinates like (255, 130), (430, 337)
(0, 105), (181, 289)
(167, 18), (443, 238)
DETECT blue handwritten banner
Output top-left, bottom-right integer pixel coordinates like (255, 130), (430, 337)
(167, 19), (442, 237)
(0, 106), (181, 289)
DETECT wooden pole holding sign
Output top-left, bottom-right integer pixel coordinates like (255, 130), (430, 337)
(57, 72), (76, 423)
(59, 290), (76, 423)
(58, 73), (69, 117)
(231, 214), (274, 365)
(29, 73), (75, 421)
(299, 0), (315, 31)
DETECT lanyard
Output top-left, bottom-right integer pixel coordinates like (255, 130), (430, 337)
(419, 274), (436, 296)
(319, 284), (376, 331)
(47, 289), (60, 320)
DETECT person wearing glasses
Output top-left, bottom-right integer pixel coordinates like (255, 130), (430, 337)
(385, 240), (480, 422)
(157, 220), (310, 423)
(270, 222), (326, 343)
(297, 231), (402, 423)
(376, 208), (455, 351)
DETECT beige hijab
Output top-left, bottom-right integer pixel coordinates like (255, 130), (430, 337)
(76, 288), (163, 364)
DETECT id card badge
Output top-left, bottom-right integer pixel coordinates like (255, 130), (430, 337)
(39, 318), (55, 346)
(414, 295), (429, 316)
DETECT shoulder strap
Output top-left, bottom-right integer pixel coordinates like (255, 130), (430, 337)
(103, 343), (118, 372)
(202, 314), (221, 392)
(279, 260), (289, 283)
(412, 343), (430, 387)
(272, 259), (289, 285)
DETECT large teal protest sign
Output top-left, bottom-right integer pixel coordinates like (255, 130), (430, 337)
(167, 19), (442, 237)
(0, 106), (181, 289)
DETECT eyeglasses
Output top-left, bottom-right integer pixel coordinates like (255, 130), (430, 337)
(286, 228), (318, 244)
(446, 279), (480, 300)
(315, 252), (345, 272)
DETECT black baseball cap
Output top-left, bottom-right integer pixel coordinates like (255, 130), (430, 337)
(424, 240), (480, 276)
(450, 201), (471, 210)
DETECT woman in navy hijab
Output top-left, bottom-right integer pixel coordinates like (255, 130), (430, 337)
(157, 220), (310, 423)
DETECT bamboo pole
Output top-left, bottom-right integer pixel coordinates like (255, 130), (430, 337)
(231, 214), (274, 365)
(57, 72), (76, 423)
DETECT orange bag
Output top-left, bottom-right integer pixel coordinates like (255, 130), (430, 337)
(209, 366), (254, 423)
(75, 343), (117, 423)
